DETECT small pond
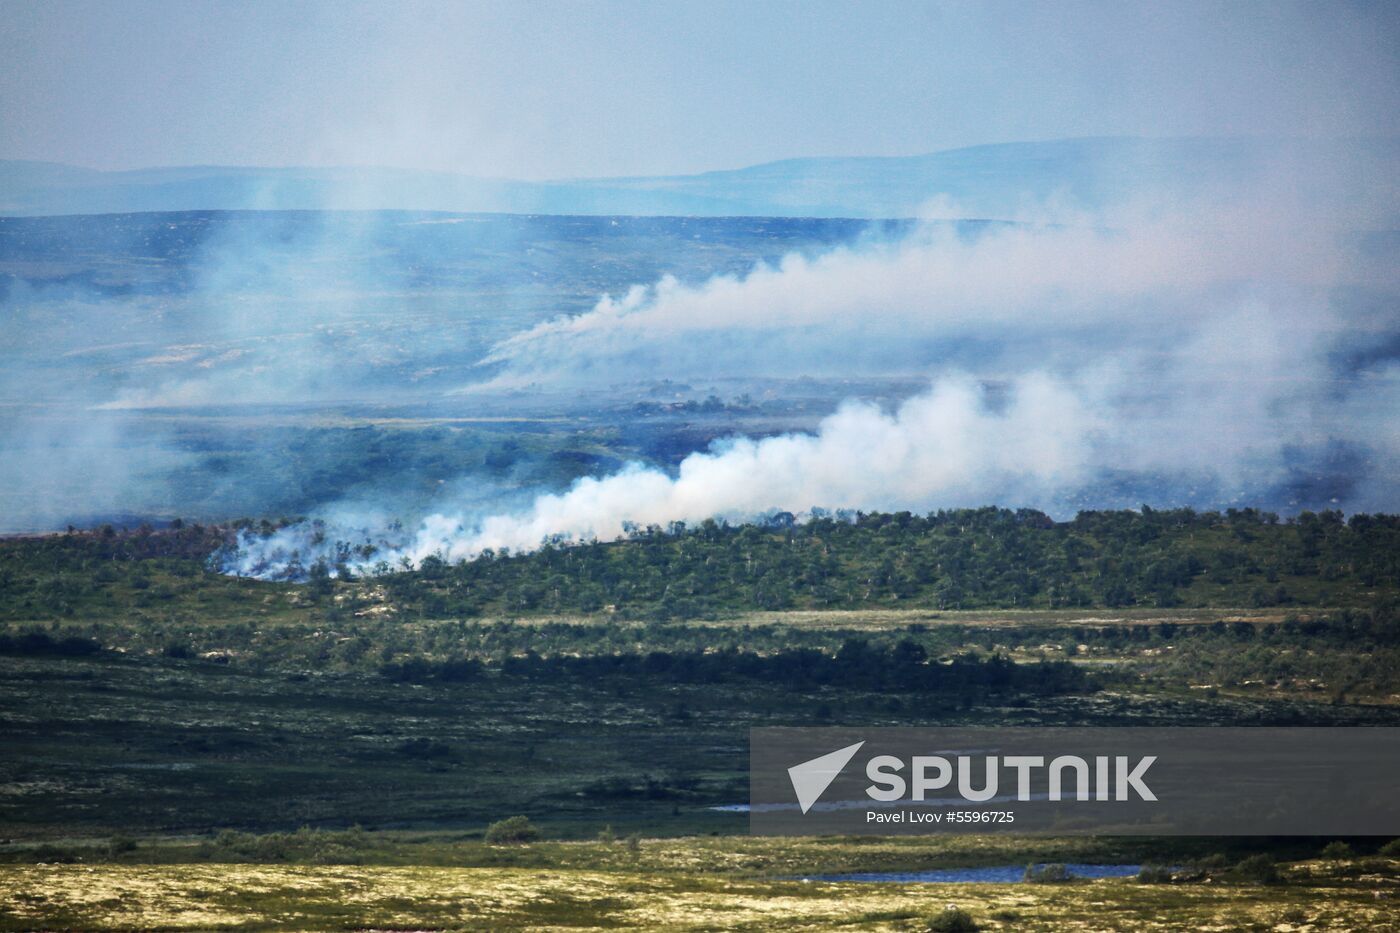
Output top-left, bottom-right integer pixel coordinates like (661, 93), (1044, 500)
(799, 864), (1147, 883)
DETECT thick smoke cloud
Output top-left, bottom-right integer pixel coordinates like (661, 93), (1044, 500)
(5, 141), (1398, 549)
(472, 192), (1399, 494)
(229, 372), (1099, 574)
(481, 201), (1370, 386)
(232, 180), (1400, 576)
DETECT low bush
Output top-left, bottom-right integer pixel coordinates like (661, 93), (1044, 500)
(484, 815), (539, 844)
(926, 905), (979, 932)
(209, 826), (369, 863)
(1320, 841), (1353, 859)
(1135, 864), (1174, 884)
(1176, 852), (1230, 880)
(1227, 854), (1282, 885)
(1023, 862), (1076, 883)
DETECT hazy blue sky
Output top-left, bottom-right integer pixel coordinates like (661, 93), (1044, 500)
(2, 0), (1398, 178)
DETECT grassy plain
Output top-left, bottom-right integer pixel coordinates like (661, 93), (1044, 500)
(4, 520), (1400, 929)
(1, 846), (1398, 931)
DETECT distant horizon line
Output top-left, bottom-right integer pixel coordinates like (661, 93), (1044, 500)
(6, 132), (1394, 185)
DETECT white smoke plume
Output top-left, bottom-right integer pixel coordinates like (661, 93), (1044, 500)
(229, 173), (1400, 577)
(229, 371), (1101, 575)
(476, 195), (1376, 388)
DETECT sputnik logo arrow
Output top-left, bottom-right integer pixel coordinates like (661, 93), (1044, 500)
(788, 741), (865, 814)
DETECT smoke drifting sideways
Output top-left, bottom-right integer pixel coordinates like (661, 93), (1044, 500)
(228, 170), (1400, 579)
(226, 373), (1099, 576)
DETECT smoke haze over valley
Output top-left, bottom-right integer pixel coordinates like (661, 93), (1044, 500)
(2, 136), (1397, 575)
(4, 2), (1400, 574)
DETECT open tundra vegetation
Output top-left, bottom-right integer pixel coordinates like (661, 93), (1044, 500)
(3, 842), (1400, 931)
(8, 0), (1400, 924)
(2, 510), (1400, 929)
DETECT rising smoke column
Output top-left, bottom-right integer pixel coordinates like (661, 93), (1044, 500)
(227, 372), (1097, 575)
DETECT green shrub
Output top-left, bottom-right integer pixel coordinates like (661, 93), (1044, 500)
(1023, 862), (1076, 883)
(1177, 852), (1230, 879)
(926, 905), (979, 932)
(1320, 841), (1353, 859)
(1135, 864), (1174, 884)
(213, 828), (246, 849)
(208, 826), (368, 863)
(1379, 838), (1400, 857)
(484, 815), (539, 844)
(1228, 854), (1282, 885)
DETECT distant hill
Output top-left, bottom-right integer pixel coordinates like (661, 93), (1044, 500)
(5, 136), (1397, 218)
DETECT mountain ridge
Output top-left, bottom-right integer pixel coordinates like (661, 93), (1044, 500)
(4, 135), (1398, 218)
